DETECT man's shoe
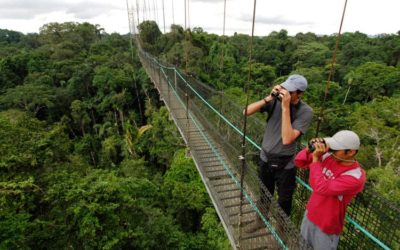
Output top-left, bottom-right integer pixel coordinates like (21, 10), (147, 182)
(245, 216), (264, 233)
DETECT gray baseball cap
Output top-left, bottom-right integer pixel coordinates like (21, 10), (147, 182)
(281, 74), (308, 92)
(324, 130), (360, 150)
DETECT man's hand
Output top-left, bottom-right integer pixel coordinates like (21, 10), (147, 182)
(270, 84), (281, 98)
(272, 84), (281, 93)
(264, 94), (274, 103)
(279, 88), (291, 107)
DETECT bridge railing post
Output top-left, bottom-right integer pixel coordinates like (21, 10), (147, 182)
(174, 68), (178, 93)
(167, 68), (171, 105)
(185, 81), (190, 149)
(158, 62), (161, 87)
(153, 60), (156, 83)
(218, 91), (224, 131)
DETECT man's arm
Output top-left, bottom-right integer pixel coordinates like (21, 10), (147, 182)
(243, 95), (274, 116)
(280, 89), (301, 144)
(281, 105), (301, 144)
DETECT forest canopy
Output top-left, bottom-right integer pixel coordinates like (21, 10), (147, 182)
(0, 23), (230, 249)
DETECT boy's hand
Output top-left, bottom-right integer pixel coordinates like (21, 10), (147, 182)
(312, 140), (329, 162)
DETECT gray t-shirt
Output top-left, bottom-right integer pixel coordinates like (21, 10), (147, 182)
(260, 99), (313, 168)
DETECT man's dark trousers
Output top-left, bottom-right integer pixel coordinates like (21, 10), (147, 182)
(259, 159), (297, 216)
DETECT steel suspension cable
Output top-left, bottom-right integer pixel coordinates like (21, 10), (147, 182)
(238, 0), (257, 248)
(315, 0), (348, 137)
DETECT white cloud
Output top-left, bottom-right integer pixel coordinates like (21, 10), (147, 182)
(0, 0), (121, 19)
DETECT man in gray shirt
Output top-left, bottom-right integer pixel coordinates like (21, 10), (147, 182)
(244, 74), (313, 232)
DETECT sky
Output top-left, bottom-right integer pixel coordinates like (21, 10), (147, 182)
(0, 0), (399, 37)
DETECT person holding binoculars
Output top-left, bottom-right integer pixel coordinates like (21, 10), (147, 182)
(243, 74), (313, 232)
(294, 130), (366, 250)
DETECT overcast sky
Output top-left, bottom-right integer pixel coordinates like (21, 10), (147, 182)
(1, 0), (399, 36)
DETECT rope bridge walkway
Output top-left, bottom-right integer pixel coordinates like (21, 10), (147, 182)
(138, 49), (400, 250)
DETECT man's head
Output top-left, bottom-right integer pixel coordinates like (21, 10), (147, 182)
(278, 74), (308, 104)
(281, 74), (308, 92)
(324, 130), (360, 163)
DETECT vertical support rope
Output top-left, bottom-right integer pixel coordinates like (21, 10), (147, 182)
(183, 0), (190, 150)
(150, 0), (158, 23)
(185, 80), (190, 150)
(153, 0), (159, 24)
(168, 66), (171, 104)
(142, 0), (146, 22)
(136, 0), (140, 24)
(126, 0), (144, 123)
(220, 0), (227, 70)
(315, 0), (348, 137)
(174, 68), (178, 92)
(158, 62), (161, 85)
(184, 0), (192, 150)
(222, 0), (226, 38)
(184, 0), (187, 29)
(135, 0), (145, 50)
(182, 0), (190, 149)
(183, 0), (190, 74)
(187, 0), (190, 30)
(172, 0), (175, 24)
(238, 0), (257, 248)
(162, 0), (166, 33)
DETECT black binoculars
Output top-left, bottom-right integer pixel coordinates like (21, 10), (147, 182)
(271, 91), (283, 101)
(308, 139), (326, 152)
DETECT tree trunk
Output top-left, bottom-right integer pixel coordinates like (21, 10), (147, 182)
(134, 80), (144, 123)
(114, 110), (120, 135)
(91, 108), (97, 134)
(375, 147), (382, 167)
(81, 121), (85, 136)
(118, 109), (124, 131)
(90, 151), (96, 166)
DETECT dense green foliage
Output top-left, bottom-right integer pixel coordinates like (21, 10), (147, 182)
(138, 21), (400, 204)
(0, 23), (230, 249)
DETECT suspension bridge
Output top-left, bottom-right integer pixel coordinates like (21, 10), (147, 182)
(126, 0), (400, 249)
(136, 49), (399, 250)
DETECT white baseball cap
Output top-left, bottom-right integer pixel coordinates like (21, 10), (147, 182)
(324, 130), (360, 150)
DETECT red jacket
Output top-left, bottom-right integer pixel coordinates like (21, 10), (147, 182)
(294, 149), (366, 234)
